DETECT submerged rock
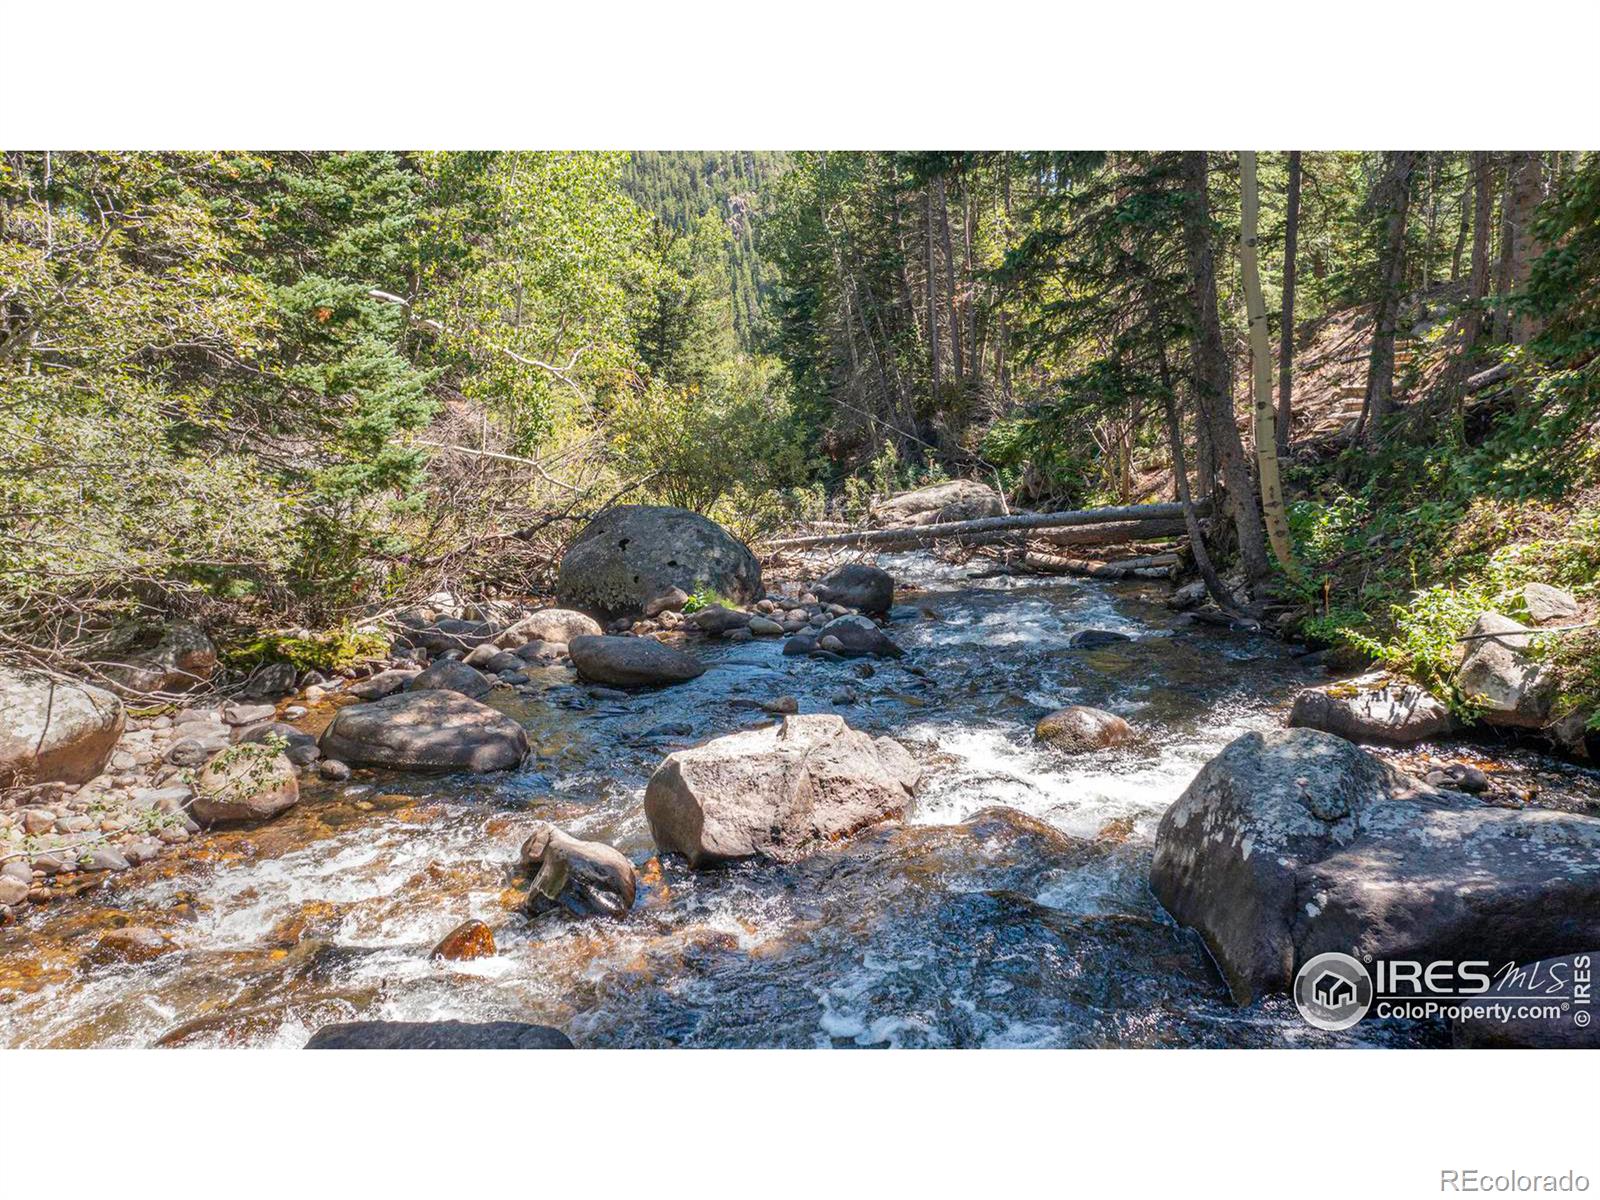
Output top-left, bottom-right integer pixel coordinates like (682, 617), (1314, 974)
(1287, 672), (1454, 745)
(305, 1021), (573, 1049)
(89, 926), (175, 964)
(0, 667), (125, 786)
(556, 505), (763, 619)
(1151, 728), (1600, 1005)
(644, 714), (920, 867)
(520, 821), (637, 918)
(1454, 613), (1556, 729)
(318, 690), (529, 772)
(567, 635), (706, 688)
(1068, 629), (1132, 649)
(429, 918), (497, 961)
(813, 563), (895, 615)
(1034, 705), (1134, 753)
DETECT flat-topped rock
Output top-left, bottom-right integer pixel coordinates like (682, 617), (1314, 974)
(318, 690), (529, 772)
(567, 635), (706, 688)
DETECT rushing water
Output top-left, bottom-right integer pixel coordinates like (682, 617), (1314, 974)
(9, 553), (1582, 1048)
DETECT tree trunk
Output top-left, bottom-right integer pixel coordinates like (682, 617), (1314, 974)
(1359, 151), (1418, 440)
(936, 173), (962, 379)
(1505, 151), (1545, 344)
(1462, 151), (1496, 359)
(1276, 151), (1301, 455)
(1239, 152), (1296, 575)
(1158, 345), (1234, 610)
(1178, 151), (1271, 587)
(925, 187), (941, 397)
(764, 500), (1205, 552)
(1451, 167), (1471, 283)
(1492, 157), (1515, 342)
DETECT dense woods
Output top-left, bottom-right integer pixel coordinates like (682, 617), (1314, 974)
(2, 148), (1597, 726)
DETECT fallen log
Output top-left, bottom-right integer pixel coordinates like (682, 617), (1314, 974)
(1033, 516), (1188, 548)
(1022, 551), (1179, 580)
(763, 500), (1207, 553)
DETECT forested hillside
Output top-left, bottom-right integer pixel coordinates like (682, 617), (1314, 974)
(2, 149), (1596, 731)
(622, 151), (788, 347)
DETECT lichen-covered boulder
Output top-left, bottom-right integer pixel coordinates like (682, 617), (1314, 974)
(1455, 613), (1556, 729)
(1287, 672), (1455, 745)
(497, 607), (602, 647)
(0, 667), (125, 786)
(567, 635), (706, 688)
(103, 619), (217, 694)
(813, 563), (895, 615)
(1151, 728), (1600, 1005)
(318, 690), (529, 772)
(1034, 705), (1133, 753)
(873, 479), (1004, 526)
(405, 659), (493, 699)
(644, 714), (920, 867)
(556, 505), (762, 619)
(192, 744), (299, 825)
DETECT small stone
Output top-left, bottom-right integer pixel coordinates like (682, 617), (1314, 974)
(123, 840), (164, 865)
(318, 759), (352, 781)
(20, 809), (56, 835)
(725, 627), (753, 642)
(224, 702), (278, 726)
(1, 861), (32, 884)
(747, 616), (785, 636)
(282, 705), (308, 720)
(762, 696), (800, 715)
(831, 690), (858, 706)
(819, 635), (844, 652)
(0, 877), (29, 905)
(1521, 582), (1579, 625)
(77, 848), (132, 872)
(429, 918), (496, 961)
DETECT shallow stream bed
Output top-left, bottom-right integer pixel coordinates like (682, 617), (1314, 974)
(2, 554), (1593, 1047)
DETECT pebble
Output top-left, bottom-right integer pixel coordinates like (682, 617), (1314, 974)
(0, 877), (28, 906)
(282, 705), (308, 720)
(224, 702), (277, 726)
(747, 616), (785, 636)
(20, 809), (56, 835)
(762, 696), (800, 715)
(319, 759), (352, 781)
(0, 861), (32, 884)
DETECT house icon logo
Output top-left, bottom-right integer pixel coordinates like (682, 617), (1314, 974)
(1294, 952), (1373, 1031)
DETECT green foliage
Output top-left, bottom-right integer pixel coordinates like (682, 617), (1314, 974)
(223, 627), (389, 672)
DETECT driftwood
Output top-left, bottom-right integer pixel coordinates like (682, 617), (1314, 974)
(764, 500), (1207, 553)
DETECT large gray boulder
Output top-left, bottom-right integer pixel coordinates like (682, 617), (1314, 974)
(0, 668), (125, 786)
(1287, 672), (1455, 745)
(498, 607), (602, 647)
(644, 714), (920, 867)
(873, 479), (1004, 526)
(103, 619), (217, 694)
(1451, 954), (1600, 1049)
(1455, 613), (1556, 729)
(813, 563), (895, 615)
(567, 635), (705, 688)
(520, 821), (637, 918)
(1151, 728), (1600, 1005)
(556, 505), (762, 619)
(814, 614), (903, 659)
(406, 659), (493, 699)
(318, 690), (528, 772)
(192, 745), (299, 825)
(306, 1021), (573, 1049)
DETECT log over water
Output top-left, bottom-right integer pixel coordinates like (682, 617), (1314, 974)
(763, 500), (1207, 552)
